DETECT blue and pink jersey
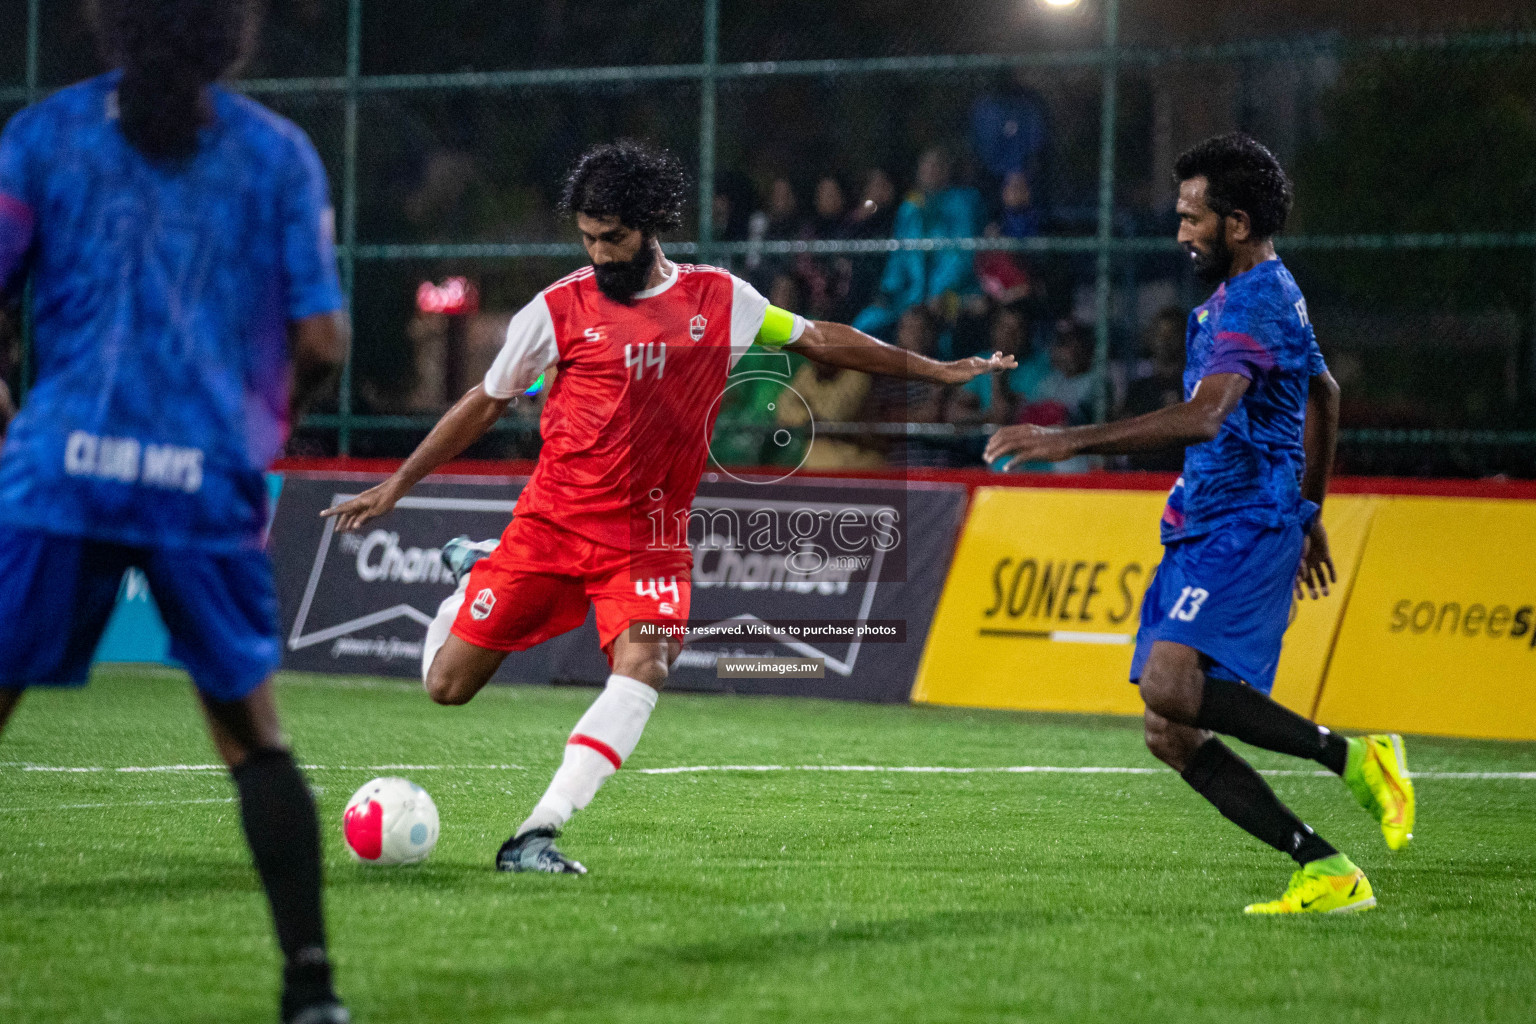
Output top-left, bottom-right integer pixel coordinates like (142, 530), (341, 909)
(0, 72), (343, 550)
(1162, 258), (1328, 544)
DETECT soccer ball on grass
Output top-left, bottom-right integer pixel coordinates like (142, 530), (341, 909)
(343, 777), (439, 865)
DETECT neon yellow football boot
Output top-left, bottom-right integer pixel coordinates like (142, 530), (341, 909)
(1244, 857), (1376, 915)
(1343, 733), (1415, 851)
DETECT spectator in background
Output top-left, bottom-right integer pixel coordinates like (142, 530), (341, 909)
(1121, 305), (1188, 471)
(796, 175), (849, 319)
(1006, 319), (1102, 474)
(951, 303), (1050, 425)
(843, 168), (897, 239)
(968, 169), (1047, 351)
(745, 176), (803, 283)
(711, 171), (756, 243)
(869, 305), (959, 468)
(810, 176), (847, 238)
(767, 272), (801, 316)
(832, 168), (898, 322)
(854, 147), (984, 338)
(1031, 319), (1102, 427)
(996, 169), (1041, 240)
(776, 362), (882, 471)
(751, 177), (804, 240)
(971, 71), (1049, 202)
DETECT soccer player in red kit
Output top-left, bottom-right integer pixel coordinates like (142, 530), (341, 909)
(323, 142), (1013, 873)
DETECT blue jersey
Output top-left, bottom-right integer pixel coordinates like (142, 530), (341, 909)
(0, 72), (343, 550)
(1161, 258), (1327, 544)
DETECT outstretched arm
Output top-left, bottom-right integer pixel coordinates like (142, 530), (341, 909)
(786, 318), (1014, 385)
(321, 384), (511, 531)
(324, 290), (557, 531)
(984, 372), (1249, 469)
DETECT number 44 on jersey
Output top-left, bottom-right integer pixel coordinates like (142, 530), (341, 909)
(625, 342), (666, 380)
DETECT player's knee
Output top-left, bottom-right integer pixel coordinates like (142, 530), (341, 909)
(1143, 710), (1178, 765)
(609, 641), (671, 690)
(1137, 670), (1177, 718)
(424, 664), (474, 706)
(1137, 660), (1199, 723)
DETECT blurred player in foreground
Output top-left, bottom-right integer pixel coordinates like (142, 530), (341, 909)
(324, 140), (1014, 874)
(986, 133), (1414, 914)
(0, 2), (350, 1019)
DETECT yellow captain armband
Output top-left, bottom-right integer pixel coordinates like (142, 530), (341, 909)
(755, 305), (808, 347)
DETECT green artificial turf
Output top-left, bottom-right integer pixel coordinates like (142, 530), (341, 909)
(2, 666), (1535, 1023)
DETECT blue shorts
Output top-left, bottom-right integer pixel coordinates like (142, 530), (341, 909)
(1128, 521), (1304, 695)
(0, 525), (279, 701)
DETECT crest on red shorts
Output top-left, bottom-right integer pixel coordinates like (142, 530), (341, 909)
(470, 587), (496, 621)
(690, 314), (707, 341)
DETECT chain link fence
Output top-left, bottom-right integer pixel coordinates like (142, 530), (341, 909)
(4, 0), (1535, 475)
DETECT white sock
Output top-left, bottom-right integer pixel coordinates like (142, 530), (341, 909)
(422, 576), (468, 686)
(517, 674), (659, 836)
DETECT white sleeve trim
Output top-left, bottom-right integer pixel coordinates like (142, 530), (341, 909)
(727, 274), (772, 369)
(483, 293), (558, 399)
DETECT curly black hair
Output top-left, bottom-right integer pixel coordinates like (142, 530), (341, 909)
(1174, 132), (1294, 239)
(559, 140), (689, 235)
(91, 0), (260, 161)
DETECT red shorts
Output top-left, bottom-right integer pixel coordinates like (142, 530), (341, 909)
(450, 514), (691, 659)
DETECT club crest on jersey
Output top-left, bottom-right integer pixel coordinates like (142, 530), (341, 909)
(690, 314), (708, 342)
(470, 588), (496, 621)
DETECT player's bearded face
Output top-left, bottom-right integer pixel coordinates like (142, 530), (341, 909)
(1186, 229), (1233, 285)
(592, 236), (657, 302)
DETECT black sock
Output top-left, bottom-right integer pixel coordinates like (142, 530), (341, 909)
(1181, 737), (1337, 865)
(1195, 676), (1349, 775)
(230, 749), (334, 1009)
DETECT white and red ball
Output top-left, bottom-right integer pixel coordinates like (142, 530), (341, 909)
(343, 777), (439, 865)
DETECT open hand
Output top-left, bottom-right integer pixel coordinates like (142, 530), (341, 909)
(984, 423), (1080, 470)
(320, 479), (404, 533)
(1295, 520), (1336, 600)
(938, 350), (1018, 385)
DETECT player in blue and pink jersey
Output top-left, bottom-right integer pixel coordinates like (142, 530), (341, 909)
(0, 2), (349, 1019)
(985, 134), (1414, 915)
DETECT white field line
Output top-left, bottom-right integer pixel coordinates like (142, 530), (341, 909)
(3, 762), (1535, 780)
(0, 796), (236, 814)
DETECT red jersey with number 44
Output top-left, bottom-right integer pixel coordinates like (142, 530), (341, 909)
(482, 262), (777, 562)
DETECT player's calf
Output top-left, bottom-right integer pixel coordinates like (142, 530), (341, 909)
(199, 689), (342, 1020)
(1141, 640), (1349, 775)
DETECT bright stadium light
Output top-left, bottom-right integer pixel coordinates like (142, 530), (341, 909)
(1038, 0), (1083, 9)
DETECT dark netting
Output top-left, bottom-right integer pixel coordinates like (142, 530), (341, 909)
(5, 0), (1534, 473)
(361, 0), (704, 75)
(354, 85), (701, 245)
(720, 0), (1101, 62)
(0, 0), (26, 87)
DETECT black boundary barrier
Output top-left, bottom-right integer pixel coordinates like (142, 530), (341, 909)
(273, 473), (966, 702)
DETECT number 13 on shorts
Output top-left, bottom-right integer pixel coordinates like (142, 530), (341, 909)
(1168, 586), (1209, 622)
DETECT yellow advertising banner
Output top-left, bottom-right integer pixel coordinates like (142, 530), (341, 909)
(912, 487), (1373, 718)
(913, 488), (1163, 715)
(1316, 498), (1536, 740)
(1270, 495), (1378, 715)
